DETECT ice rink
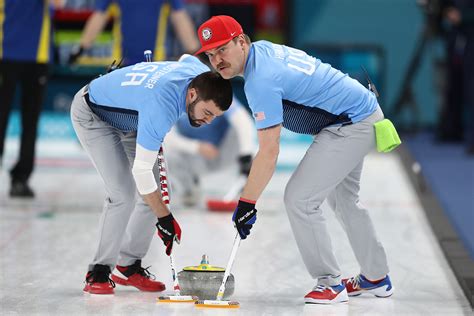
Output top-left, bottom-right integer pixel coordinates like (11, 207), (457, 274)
(0, 139), (472, 315)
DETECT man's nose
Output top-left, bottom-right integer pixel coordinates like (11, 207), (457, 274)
(211, 54), (222, 65)
(204, 114), (215, 124)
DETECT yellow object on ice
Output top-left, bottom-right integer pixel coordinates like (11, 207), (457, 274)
(182, 255), (225, 272)
(194, 300), (240, 308)
(182, 263), (225, 272)
(374, 119), (401, 153)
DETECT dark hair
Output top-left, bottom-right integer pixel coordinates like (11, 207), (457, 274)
(189, 71), (233, 111)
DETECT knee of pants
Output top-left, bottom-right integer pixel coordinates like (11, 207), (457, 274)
(284, 182), (323, 217)
(106, 186), (137, 209)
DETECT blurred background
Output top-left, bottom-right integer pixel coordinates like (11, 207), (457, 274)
(5, 0), (474, 139)
(1, 0), (473, 310)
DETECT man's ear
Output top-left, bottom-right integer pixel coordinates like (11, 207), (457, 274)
(188, 87), (197, 101)
(239, 35), (246, 47)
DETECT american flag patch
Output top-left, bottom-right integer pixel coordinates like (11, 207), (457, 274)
(254, 111), (266, 121)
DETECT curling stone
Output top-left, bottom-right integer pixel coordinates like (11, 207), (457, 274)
(178, 254), (234, 300)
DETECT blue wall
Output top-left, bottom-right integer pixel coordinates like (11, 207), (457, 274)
(291, 0), (443, 128)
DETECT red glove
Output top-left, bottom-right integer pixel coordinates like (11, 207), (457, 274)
(156, 213), (181, 255)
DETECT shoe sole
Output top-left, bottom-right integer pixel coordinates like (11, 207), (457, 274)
(83, 287), (114, 295)
(304, 288), (349, 305)
(348, 285), (394, 298)
(10, 194), (34, 198)
(111, 274), (166, 292)
(83, 291), (115, 295)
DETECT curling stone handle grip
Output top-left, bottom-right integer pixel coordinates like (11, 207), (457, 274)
(201, 254), (209, 265)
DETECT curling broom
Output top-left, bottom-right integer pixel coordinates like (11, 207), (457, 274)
(206, 175), (246, 212)
(195, 233), (241, 308)
(155, 144), (198, 304)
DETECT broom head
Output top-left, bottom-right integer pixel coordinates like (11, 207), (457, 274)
(195, 299), (240, 308)
(157, 295), (198, 303)
(206, 199), (238, 212)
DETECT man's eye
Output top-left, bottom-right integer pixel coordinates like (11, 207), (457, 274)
(220, 47), (226, 52)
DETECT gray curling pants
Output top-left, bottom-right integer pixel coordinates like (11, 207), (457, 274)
(70, 86), (158, 272)
(284, 106), (389, 287)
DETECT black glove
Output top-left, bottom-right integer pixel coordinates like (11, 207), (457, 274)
(232, 199), (257, 239)
(156, 213), (181, 256)
(68, 45), (84, 64)
(238, 154), (252, 176)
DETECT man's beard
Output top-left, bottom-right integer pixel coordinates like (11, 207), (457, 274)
(187, 97), (202, 127)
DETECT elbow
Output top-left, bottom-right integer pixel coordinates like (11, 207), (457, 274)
(130, 165), (141, 182)
(132, 161), (158, 195)
(260, 145), (279, 165)
(270, 146), (280, 160)
(271, 148), (280, 166)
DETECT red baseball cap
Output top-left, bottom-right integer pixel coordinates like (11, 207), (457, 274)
(195, 15), (243, 55)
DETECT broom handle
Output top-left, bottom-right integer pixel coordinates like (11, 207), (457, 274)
(216, 233), (241, 301)
(169, 253), (181, 295)
(158, 147), (181, 296)
(222, 176), (246, 201)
